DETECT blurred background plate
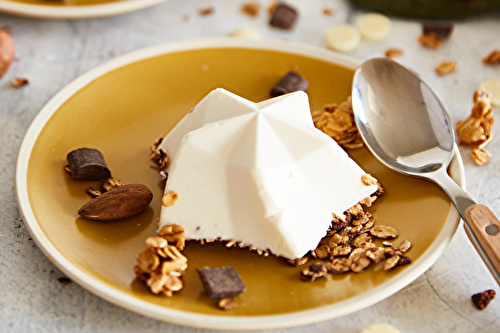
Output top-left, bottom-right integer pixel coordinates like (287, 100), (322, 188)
(0, 0), (168, 19)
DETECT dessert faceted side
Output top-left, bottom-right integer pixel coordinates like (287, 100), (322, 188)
(157, 88), (378, 259)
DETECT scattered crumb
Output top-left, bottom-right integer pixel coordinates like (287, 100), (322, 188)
(242, 1), (260, 17)
(57, 277), (71, 285)
(323, 7), (334, 16)
(385, 48), (403, 58)
(199, 7), (214, 16)
(11, 78), (29, 88)
(435, 60), (457, 75)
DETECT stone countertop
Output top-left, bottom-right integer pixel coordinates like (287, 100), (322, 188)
(0, 0), (499, 332)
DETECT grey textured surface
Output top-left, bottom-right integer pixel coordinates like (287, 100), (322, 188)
(1, 0), (499, 332)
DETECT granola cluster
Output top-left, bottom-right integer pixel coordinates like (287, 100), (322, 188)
(150, 138), (169, 175)
(291, 184), (412, 281)
(313, 98), (364, 149)
(456, 87), (495, 166)
(134, 225), (187, 296)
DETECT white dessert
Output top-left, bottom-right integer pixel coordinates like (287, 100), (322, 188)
(157, 88), (377, 259)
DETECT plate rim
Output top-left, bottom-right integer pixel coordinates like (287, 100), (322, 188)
(15, 37), (465, 330)
(0, 0), (168, 19)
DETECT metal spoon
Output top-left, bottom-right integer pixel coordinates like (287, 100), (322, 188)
(351, 57), (500, 285)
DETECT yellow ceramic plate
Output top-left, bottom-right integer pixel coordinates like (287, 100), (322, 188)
(0, 0), (168, 19)
(16, 38), (464, 330)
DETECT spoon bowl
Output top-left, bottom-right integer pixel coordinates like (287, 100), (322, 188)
(352, 57), (500, 285)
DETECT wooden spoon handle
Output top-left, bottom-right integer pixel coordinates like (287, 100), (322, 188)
(464, 204), (500, 284)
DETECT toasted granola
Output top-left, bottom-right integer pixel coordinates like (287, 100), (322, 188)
(435, 60), (457, 75)
(456, 87), (495, 165)
(482, 50), (500, 65)
(418, 32), (443, 49)
(134, 225), (187, 296)
(385, 48), (403, 58)
(313, 97), (364, 149)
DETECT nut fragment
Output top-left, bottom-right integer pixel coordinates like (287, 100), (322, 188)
(217, 298), (236, 310)
(326, 258), (351, 274)
(314, 98), (364, 149)
(158, 224), (185, 250)
(471, 289), (496, 310)
(418, 32), (443, 49)
(301, 263), (327, 281)
(385, 48), (403, 58)
(397, 240), (412, 253)
(242, 1), (259, 16)
(383, 255), (400, 270)
(285, 256), (309, 267)
(435, 60), (457, 75)
(101, 177), (123, 192)
(456, 87), (495, 165)
(11, 77), (29, 88)
(471, 148), (490, 166)
(370, 225), (398, 240)
(361, 174), (378, 186)
(482, 50), (500, 65)
(313, 244), (330, 259)
(162, 190), (179, 207)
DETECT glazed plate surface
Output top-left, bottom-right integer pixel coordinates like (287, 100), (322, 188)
(16, 38), (463, 330)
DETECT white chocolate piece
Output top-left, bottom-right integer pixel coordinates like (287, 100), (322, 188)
(361, 323), (401, 333)
(356, 13), (392, 42)
(480, 78), (500, 107)
(158, 88), (377, 259)
(229, 27), (260, 40)
(326, 24), (361, 53)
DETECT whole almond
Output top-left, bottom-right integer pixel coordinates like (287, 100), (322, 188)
(78, 183), (153, 221)
(0, 29), (15, 77)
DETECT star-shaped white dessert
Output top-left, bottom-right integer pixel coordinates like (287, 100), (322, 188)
(158, 88), (377, 259)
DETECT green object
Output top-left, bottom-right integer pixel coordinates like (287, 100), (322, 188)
(349, 0), (500, 19)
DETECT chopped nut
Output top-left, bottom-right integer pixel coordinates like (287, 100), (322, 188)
(385, 48), (403, 58)
(332, 244), (352, 257)
(436, 60), (457, 75)
(314, 244), (331, 259)
(11, 77), (28, 88)
(242, 1), (259, 16)
(370, 225), (398, 239)
(85, 187), (102, 198)
(471, 148), (490, 166)
(162, 190), (179, 207)
(218, 298), (236, 310)
(471, 289), (496, 310)
(398, 240), (412, 253)
(482, 50), (500, 65)
(301, 263), (328, 281)
(383, 255), (400, 270)
(137, 248), (160, 274)
(456, 87), (494, 165)
(418, 32), (443, 49)
(285, 256), (309, 267)
(158, 224), (185, 250)
(361, 174), (378, 186)
(353, 233), (372, 248)
(199, 7), (214, 16)
(323, 7), (334, 16)
(326, 258), (351, 274)
(351, 253), (371, 273)
(145, 236), (168, 249)
(314, 98), (364, 149)
(365, 247), (386, 263)
(101, 177), (123, 192)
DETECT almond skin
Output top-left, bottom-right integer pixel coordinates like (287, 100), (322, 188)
(0, 29), (15, 77)
(78, 183), (153, 221)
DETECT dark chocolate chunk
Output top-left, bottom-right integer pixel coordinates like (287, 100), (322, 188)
(197, 266), (246, 299)
(270, 71), (309, 97)
(422, 21), (454, 40)
(67, 148), (111, 180)
(471, 289), (496, 310)
(270, 3), (298, 30)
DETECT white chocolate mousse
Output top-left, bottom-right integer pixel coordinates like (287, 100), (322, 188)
(157, 88), (377, 259)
